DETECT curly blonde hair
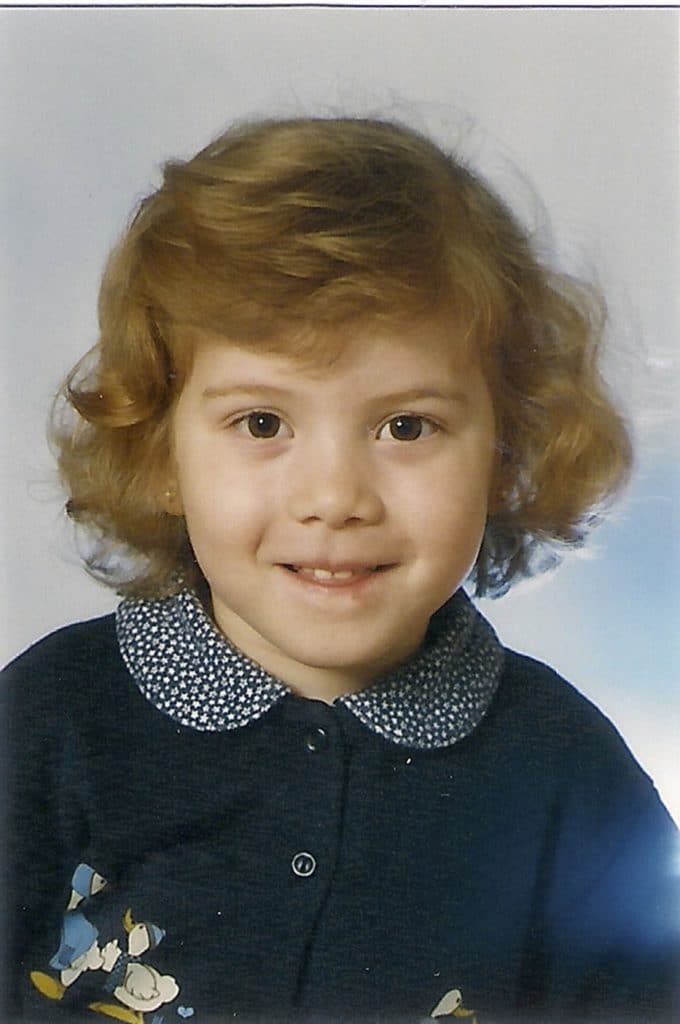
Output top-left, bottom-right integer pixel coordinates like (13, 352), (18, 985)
(53, 116), (632, 598)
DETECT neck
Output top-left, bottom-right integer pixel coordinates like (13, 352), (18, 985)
(207, 593), (430, 704)
(231, 644), (387, 704)
(211, 611), (423, 704)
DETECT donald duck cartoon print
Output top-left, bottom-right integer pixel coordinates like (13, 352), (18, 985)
(29, 863), (182, 1023)
(426, 988), (478, 1023)
(88, 908), (180, 1023)
(30, 863), (113, 1000)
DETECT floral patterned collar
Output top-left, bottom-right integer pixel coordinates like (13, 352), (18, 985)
(115, 588), (503, 750)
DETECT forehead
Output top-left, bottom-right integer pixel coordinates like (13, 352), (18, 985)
(181, 316), (478, 384)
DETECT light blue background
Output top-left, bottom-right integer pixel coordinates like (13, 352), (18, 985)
(1, 7), (678, 821)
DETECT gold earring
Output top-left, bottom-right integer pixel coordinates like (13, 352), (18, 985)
(162, 487), (181, 516)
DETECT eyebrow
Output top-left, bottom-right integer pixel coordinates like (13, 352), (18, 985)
(370, 387), (470, 407)
(202, 384), (295, 401)
(202, 384), (470, 405)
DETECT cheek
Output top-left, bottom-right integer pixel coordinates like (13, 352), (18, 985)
(421, 494), (489, 556)
(399, 467), (491, 588)
(400, 451), (491, 532)
(174, 451), (261, 553)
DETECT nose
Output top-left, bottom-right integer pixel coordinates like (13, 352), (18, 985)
(286, 440), (385, 529)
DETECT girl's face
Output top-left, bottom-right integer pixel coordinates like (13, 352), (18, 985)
(171, 320), (496, 701)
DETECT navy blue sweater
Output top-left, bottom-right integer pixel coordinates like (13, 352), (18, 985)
(2, 611), (679, 1023)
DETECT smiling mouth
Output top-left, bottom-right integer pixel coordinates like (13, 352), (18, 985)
(282, 565), (391, 582)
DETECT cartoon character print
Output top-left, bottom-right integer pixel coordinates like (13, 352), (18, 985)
(30, 863), (112, 1000)
(32, 868), (471, 1023)
(427, 988), (478, 1022)
(29, 863), (185, 1023)
(88, 908), (180, 1023)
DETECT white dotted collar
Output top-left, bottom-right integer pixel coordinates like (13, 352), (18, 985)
(115, 589), (503, 750)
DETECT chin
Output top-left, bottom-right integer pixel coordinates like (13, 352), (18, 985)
(290, 642), (400, 681)
(290, 646), (374, 673)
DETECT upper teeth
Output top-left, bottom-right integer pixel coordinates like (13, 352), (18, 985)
(300, 568), (360, 580)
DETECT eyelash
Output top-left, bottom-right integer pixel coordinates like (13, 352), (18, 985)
(376, 415), (439, 442)
(231, 411), (439, 442)
(232, 411), (291, 440)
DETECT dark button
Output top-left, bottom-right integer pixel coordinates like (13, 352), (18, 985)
(304, 727), (329, 753)
(291, 851), (317, 877)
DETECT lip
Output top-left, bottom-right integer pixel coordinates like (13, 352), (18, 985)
(277, 563), (394, 589)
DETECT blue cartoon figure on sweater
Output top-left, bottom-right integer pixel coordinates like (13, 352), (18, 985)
(30, 864), (181, 1023)
(30, 862), (113, 999)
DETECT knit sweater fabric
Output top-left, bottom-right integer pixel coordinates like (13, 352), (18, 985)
(2, 591), (678, 1023)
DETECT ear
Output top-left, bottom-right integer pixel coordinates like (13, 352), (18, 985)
(160, 484), (184, 517)
(486, 441), (511, 517)
(486, 485), (506, 518)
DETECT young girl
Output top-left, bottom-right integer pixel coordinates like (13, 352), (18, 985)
(3, 117), (678, 1024)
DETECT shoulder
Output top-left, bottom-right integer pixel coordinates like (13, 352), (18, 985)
(495, 646), (631, 744)
(1, 613), (121, 714)
(488, 647), (663, 811)
(3, 612), (119, 672)
(0, 616), (127, 836)
(485, 651), (678, 913)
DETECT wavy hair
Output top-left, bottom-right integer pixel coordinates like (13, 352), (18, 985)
(52, 116), (632, 598)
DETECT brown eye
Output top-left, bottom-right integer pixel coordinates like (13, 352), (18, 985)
(246, 412), (282, 438)
(387, 416), (424, 441)
(377, 415), (438, 442)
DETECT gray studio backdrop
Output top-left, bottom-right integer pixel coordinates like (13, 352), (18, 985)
(1, 7), (678, 821)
